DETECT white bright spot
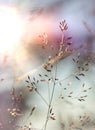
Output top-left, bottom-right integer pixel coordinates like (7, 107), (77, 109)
(0, 6), (24, 53)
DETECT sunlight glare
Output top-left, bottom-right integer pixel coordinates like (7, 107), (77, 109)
(0, 6), (24, 53)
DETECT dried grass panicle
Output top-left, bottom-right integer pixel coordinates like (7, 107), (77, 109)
(59, 20), (68, 32)
(6, 20), (94, 130)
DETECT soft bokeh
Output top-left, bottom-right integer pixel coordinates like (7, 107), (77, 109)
(0, 0), (95, 130)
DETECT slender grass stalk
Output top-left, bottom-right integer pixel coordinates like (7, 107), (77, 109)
(35, 88), (49, 106)
(44, 62), (57, 130)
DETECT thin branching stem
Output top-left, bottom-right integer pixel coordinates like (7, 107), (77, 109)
(29, 79), (49, 106)
(44, 62), (57, 130)
(35, 88), (49, 106)
(47, 81), (50, 104)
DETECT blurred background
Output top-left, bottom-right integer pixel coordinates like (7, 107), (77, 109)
(0, 0), (95, 130)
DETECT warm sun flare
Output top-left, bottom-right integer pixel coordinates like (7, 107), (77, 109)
(0, 6), (24, 53)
